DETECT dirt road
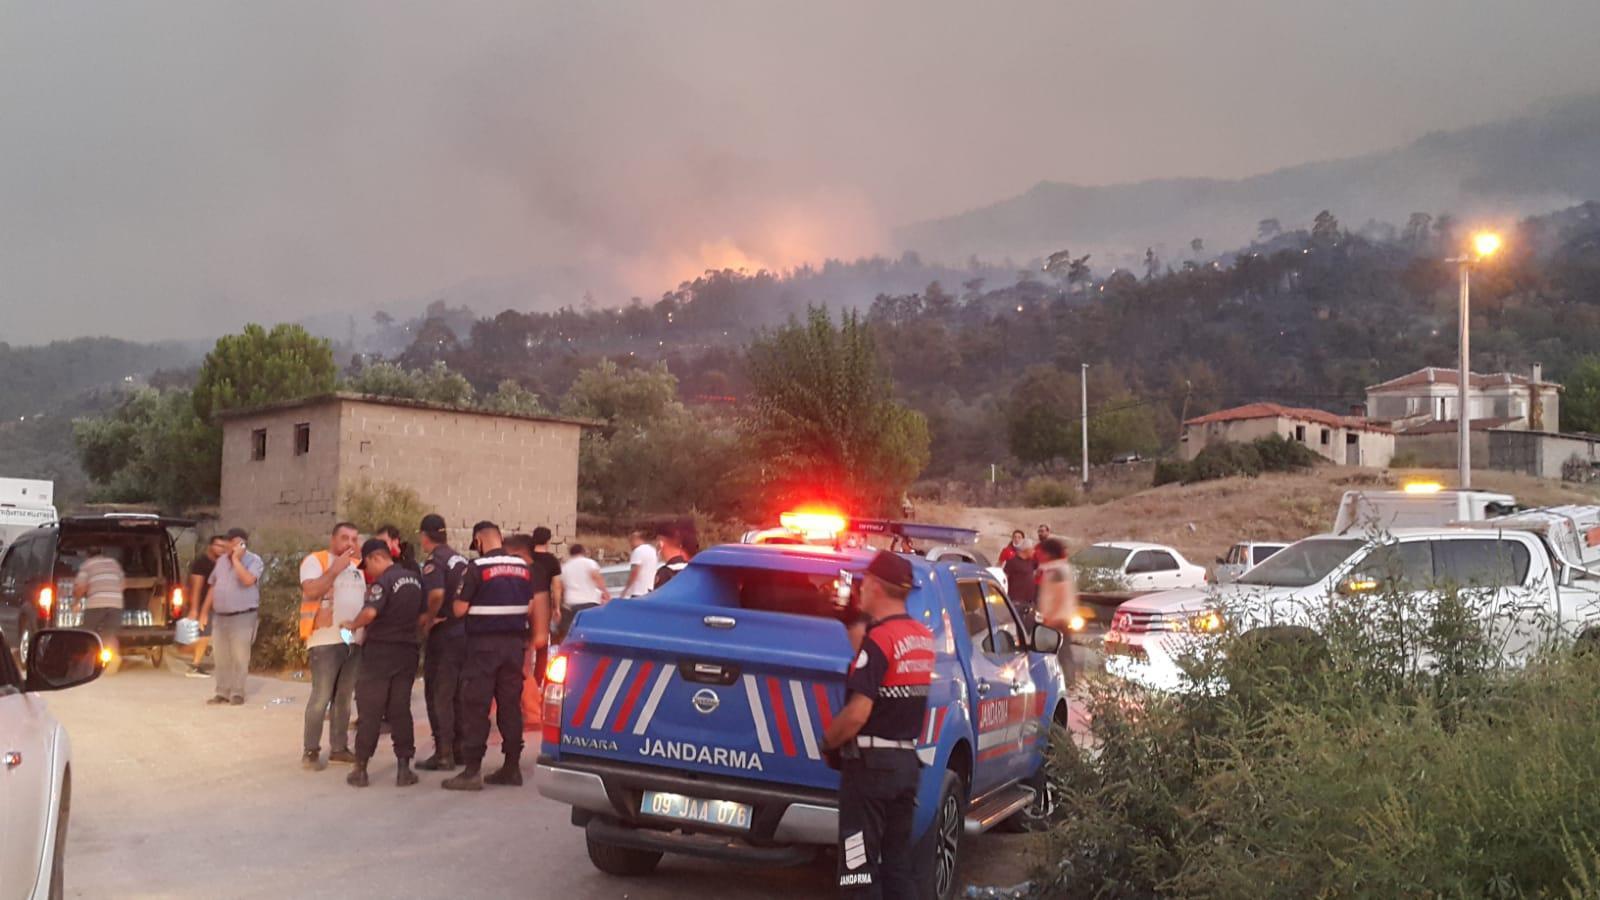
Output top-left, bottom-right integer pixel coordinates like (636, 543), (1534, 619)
(47, 661), (1035, 899)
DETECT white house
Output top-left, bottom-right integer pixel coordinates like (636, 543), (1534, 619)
(1365, 365), (1561, 433)
(1182, 403), (1394, 467)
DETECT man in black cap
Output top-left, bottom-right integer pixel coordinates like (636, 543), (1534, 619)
(821, 551), (934, 898)
(444, 521), (542, 791)
(340, 538), (427, 788)
(417, 513), (470, 771)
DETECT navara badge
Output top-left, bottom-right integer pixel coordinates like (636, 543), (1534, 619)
(692, 689), (720, 714)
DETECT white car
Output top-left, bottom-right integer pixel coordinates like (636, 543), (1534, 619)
(1, 628), (105, 900)
(1212, 541), (1290, 584)
(1072, 542), (1208, 592)
(1103, 526), (1600, 694)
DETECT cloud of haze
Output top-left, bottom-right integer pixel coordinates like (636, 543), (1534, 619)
(3, 0), (1600, 342)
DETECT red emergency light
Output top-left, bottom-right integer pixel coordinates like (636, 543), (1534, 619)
(779, 506), (848, 538)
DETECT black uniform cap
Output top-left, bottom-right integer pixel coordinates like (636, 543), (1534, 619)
(358, 537), (392, 569)
(865, 551), (915, 591)
(420, 513), (447, 534)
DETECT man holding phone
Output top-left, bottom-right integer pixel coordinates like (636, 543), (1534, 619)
(298, 522), (367, 770)
(206, 527), (264, 706)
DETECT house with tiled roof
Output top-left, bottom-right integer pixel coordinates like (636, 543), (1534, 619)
(1365, 365), (1560, 434)
(1181, 403), (1394, 467)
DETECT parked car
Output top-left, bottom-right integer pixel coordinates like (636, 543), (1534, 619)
(1212, 541), (1290, 584)
(599, 563), (632, 598)
(0, 515), (193, 672)
(0, 627), (106, 900)
(1104, 510), (1600, 694)
(536, 542), (1069, 899)
(1072, 542), (1208, 593)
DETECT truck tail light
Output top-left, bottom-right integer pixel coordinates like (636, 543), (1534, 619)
(542, 653), (568, 748)
(171, 586), (185, 615)
(36, 585), (54, 620)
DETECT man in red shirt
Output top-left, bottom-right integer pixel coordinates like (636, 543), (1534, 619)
(822, 552), (934, 898)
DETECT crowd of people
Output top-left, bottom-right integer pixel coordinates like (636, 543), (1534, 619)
(172, 516), (699, 788)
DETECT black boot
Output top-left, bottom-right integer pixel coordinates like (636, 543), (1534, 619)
(442, 763), (483, 791)
(416, 751), (457, 771)
(485, 754), (522, 786)
(396, 758), (418, 787)
(346, 760), (370, 788)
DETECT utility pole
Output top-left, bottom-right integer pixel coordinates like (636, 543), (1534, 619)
(1457, 258), (1471, 488)
(1080, 363), (1090, 490)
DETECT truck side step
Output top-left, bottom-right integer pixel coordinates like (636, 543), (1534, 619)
(964, 784), (1035, 834)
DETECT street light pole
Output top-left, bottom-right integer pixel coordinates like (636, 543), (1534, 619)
(1452, 232), (1502, 490)
(1458, 258), (1471, 489)
(1080, 363), (1089, 490)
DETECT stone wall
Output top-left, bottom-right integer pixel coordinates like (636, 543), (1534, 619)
(219, 402), (343, 535)
(334, 399), (581, 546)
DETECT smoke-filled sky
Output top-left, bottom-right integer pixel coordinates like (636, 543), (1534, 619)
(4, 0), (1600, 343)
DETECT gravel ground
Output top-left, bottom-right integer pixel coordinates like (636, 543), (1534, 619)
(46, 659), (1042, 899)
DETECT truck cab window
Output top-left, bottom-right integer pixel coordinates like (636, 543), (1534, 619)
(1432, 539), (1531, 588)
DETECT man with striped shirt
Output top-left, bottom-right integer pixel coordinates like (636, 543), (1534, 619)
(74, 546), (125, 663)
(443, 521), (543, 791)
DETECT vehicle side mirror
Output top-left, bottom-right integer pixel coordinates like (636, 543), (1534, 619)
(1032, 624), (1062, 654)
(25, 629), (106, 693)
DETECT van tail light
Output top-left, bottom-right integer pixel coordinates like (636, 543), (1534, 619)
(542, 653), (568, 748)
(171, 586), (185, 615)
(36, 585), (54, 621)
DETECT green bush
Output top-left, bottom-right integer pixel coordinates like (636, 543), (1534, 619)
(1035, 579), (1600, 899)
(1151, 459), (1186, 486)
(1153, 434), (1322, 486)
(250, 550), (310, 672)
(341, 479), (431, 534)
(1022, 477), (1077, 508)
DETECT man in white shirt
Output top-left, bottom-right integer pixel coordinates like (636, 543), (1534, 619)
(299, 522), (368, 770)
(623, 529), (658, 598)
(557, 544), (609, 642)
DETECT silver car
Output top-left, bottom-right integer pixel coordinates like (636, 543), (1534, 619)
(1212, 541), (1290, 584)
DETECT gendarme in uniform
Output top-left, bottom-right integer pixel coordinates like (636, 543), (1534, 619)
(418, 513), (470, 770)
(444, 523), (534, 790)
(835, 552), (934, 898)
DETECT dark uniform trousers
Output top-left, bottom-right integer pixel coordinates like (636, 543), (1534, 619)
(354, 641), (419, 761)
(837, 748), (921, 899)
(423, 623), (466, 756)
(460, 633), (528, 764)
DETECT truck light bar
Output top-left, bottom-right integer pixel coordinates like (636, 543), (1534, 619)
(849, 518), (979, 547)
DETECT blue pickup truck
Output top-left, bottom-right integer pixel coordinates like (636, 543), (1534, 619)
(535, 541), (1069, 899)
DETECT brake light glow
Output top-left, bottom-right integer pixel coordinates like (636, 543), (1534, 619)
(542, 653), (567, 748)
(779, 506), (848, 539)
(37, 585), (54, 619)
(171, 586), (185, 614)
(99, 647), (114, 666)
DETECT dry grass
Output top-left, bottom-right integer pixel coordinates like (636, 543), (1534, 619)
(922, 467), (1600, 564)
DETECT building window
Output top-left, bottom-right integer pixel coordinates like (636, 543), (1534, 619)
(251, 428), (267, 461)
(295, 423), (311, 456)
(1320, 428), (1331, 446)
(1295, 425), (1306, 442)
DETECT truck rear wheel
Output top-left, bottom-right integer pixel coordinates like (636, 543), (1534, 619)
(585, 830), (663, 877)
(916, 769), (965, 900)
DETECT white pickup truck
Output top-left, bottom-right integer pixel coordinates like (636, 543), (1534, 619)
(1104, 505), (1600, 693)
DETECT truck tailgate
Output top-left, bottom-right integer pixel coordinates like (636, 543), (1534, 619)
(553, 600), (849, 791)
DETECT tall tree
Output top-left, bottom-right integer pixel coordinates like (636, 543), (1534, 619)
(1311, 210), (1342, 245)
(192, 323), (337, 421)
(1257, 218), (1283, 242)
(743, 308), (929, 515)
(1562, 356), (1600, 434)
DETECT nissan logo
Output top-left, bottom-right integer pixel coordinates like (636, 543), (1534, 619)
(691, 689), (720, 715)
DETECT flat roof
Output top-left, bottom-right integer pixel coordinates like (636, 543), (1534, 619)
(215, 391), (597, 429)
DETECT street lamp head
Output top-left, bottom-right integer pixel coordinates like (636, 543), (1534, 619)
(1472, 232), (1502, 259)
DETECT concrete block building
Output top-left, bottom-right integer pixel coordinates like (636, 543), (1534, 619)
(218, 393), (586, 545)
(1181, 402), (1394, 467)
